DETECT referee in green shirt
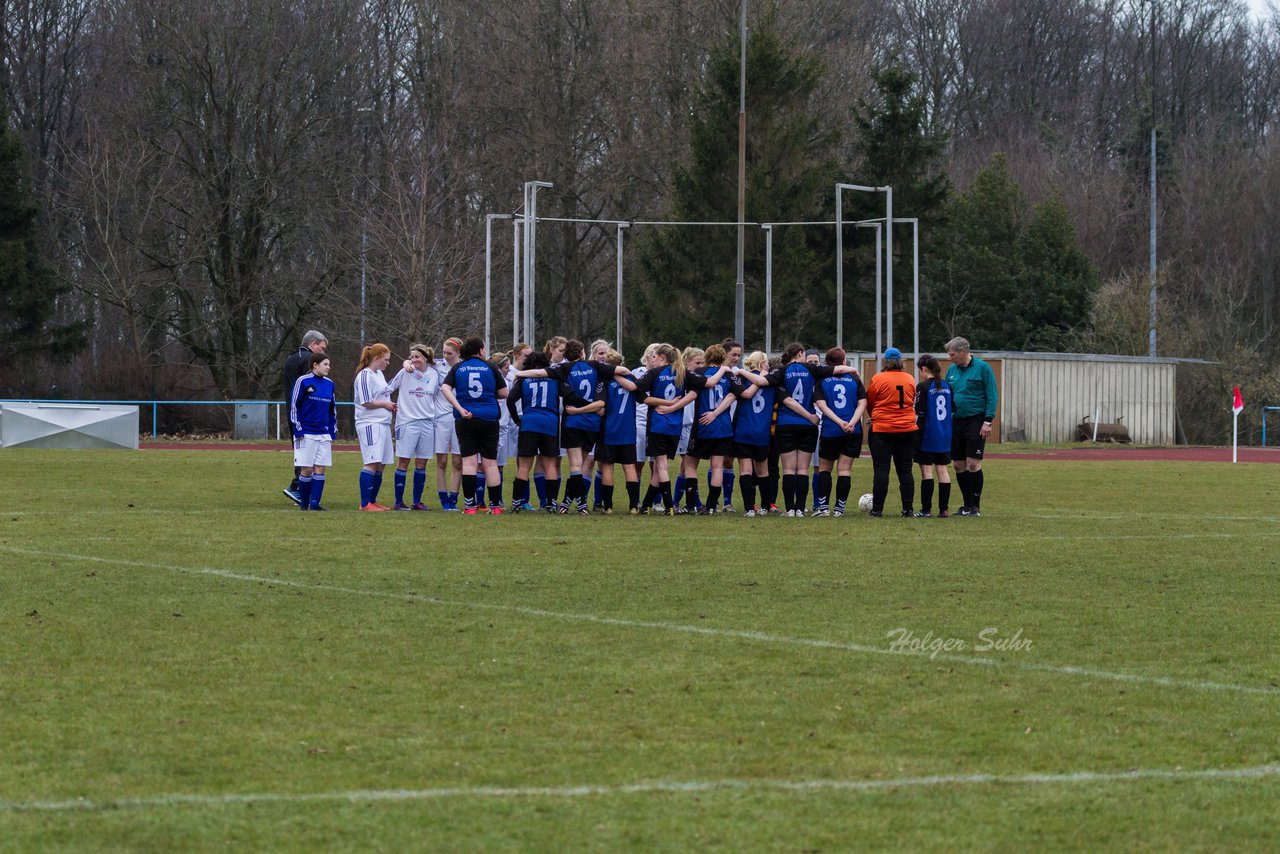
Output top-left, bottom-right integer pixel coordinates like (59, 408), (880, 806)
(944, 337), (998, 516)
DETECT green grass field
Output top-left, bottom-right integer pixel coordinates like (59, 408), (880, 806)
(2, 448), (1278, 851)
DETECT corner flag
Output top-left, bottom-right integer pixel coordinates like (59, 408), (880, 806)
(1232, 386), (1244, 416)
(1232, 386), (1244, 463)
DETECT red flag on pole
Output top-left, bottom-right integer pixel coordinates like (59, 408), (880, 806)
(1232, 386), (1244, 416)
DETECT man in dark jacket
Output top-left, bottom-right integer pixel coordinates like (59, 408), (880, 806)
(282, 330), (328, 503)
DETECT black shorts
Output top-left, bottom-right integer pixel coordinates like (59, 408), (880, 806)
(914, 449), (951, 465)
(595, 442), (638, 465)
(819, 432), (863, 461)
(775, 424), (818, 454)
(647, 432), (679, 458)
(952, 415), (987, 462)
(561, 426), (597, 452)
(689, 435), (732, 460)
(733, 441), (770, 463)
(456, 418), (500, 460)
(518, 430), (561, 458)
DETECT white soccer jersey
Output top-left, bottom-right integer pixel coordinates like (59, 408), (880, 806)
(427, 360), (454, 419)
(385, 366), (439, 422)
(354, 367), (393, 425)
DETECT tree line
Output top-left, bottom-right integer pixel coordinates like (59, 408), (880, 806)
(2, 0), (1276, 441)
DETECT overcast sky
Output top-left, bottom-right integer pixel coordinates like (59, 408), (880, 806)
(1250, 0), (1274, 20)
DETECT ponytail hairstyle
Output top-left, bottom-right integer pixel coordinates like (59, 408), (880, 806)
(604, 349), (624, 366)
(654, 343), (685, 388)
(782, 342), (805, 364)
(564, 339), (585, 362)
(918, 353), (943, 391)
(681, 346), (704, 369)
(410, 343), (435, 363)
(704, 344), (727, 366)
(543, 336), (567, 359)
(459, 336), (485, 359)
(641, 342), (660, 367)
(743, 350), (768, 372)
(590, 339), (612, 360)
(356, 342), (391, 372)
(442, 337), (464, 363)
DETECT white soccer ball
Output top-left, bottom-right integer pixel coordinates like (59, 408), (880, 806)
(858, 493), (874, 513)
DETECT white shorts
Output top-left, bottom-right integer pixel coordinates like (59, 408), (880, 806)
(357, 421), (394, 465)
(433, 414), (461, 456)
(293, 434), (333, 468)
(395, 419), (435, 460)
(677, 421), (692, 457)
(498, 421), (518, 467)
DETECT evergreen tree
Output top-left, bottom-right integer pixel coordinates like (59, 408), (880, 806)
(632, 12), (840, 350)
(0, 98), (84, 363)
(929, 153), (1098, 350)
(846, 62), (950, 351)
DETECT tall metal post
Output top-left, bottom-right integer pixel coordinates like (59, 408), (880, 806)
(523, 181), (552, 346)
(512, 218), (522, 347)
(734, 0), (748, 344)
(884, 185), (894, 349)
(1147, 0), (1158, 357)
(763, 224), (773, 354)
(616, 223), (630, 346)
(835, 192), (844, 349)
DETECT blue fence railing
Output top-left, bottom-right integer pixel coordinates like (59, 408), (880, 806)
(1262, 407), (1280, 448)
(2, 399), (357, 439)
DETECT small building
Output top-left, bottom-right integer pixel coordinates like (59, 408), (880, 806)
(852, 351), (1183, 445)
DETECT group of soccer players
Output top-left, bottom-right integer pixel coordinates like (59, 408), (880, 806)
(287, 332), (997, 517)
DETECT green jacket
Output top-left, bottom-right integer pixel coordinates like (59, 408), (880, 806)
(944, 356), (998, 420)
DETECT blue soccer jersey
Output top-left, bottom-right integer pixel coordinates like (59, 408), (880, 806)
(688, 369), (733, 440)
(636, 365), (684, 436)
(774, 362), (817, 427)
(561, 360), (611, 433)
(603, 378), (637, 445)
(290, 374), (337, 437)
(816, 374), (865, 438)
(918, 379), (954, 453)
(731, 374), (776, 446)
(445, 358), (503, 421)
(513, 376), (563, 436)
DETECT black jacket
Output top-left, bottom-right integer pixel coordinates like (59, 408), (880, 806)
(281, 346), (312, 401)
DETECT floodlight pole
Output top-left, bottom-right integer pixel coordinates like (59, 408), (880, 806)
(1147, 0), (1158, 357)
(523, 181), (553, 345)
(762, 224), (773, 354)
(734, 0), (748, 345)
(616, 222), (630, 346)
(836, 183), (893, 350)
(484, 214), (512, 351)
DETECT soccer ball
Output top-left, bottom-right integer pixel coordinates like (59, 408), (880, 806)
(858, 493), (874, 513)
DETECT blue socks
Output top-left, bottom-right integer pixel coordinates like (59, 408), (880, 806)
(298, 475), (312, 510)
(593, 471), (603, 506)
(722, 470), (735, 506)
(360, 469), (377, 507)
(534, 471), (547, 506)
(476, 472), (487, 503)
(310, 474), (325, 508)
(394, 470), (407, 505)
(413, 469), (426, 504)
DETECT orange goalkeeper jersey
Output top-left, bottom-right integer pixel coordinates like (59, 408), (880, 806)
(866, 369), (918, 433)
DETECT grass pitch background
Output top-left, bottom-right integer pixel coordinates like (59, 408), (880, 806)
(1, 448), (1278, 851)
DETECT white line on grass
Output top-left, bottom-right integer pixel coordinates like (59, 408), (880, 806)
(3, 764), (1278, 813)
(3, 545), (1277, 697)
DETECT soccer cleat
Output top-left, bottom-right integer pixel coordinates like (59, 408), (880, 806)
(969, 508), (982, 517)
(578, 502), (590, 516)
(743, 509), (756, 518)
(811, 508), (829, 517)
(957, 506), (973, 516)
(832, 508), (844, 518)
(299, 504), (309, 512)
(411, 502), (432, 511)
(938, 509), (950, 518)
(723, 504), (736, 513)
(284, 488), (301, 505)
(629, 507), (639, 516)
(310, 505), (327, 512)
(489, 505), (504, 515)
(662, 507), (677, 517)
(511, 501), (534, 513)
(695, 505), (717, 515)
(462, 507), (477, 515)
(393, 503), (411, 512)
(602, 508), (614, 516)
(558, 502), (571, 515)
(901, 510), (913, 518)
(360, 503), (389, 512)
(768, 505), (780, 515)
(868, 510), (882, 518)
(913, 510), (932, 518)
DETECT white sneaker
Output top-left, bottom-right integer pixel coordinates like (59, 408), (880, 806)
(811, 507), (829, 517)
(743, 509), (757, 518)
